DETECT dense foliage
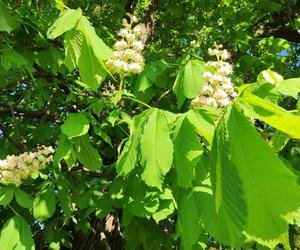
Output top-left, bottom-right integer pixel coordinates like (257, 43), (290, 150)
(1, 0), (300, 249)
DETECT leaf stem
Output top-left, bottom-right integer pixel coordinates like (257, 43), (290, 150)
(119, 77), (124, 92)
(8, 204), (20, 217)
(122, 96), (152, 108)
(55, 0), (70, 10)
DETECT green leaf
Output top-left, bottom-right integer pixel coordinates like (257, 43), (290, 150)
(238, 92), (300, 139)
(208, 105), (300, 245)
(153, 188), (175, 222)
(0, 2), (20, 33)
(187, 109), (215, 145)
(0, 187), (14, 206)
(33, 187), (56, 222)
(47, 8), (82, 39)
(135, 60), (168, 92)
(54, 134), (73, 167)
(15, 189), (33, 209)
(61, 112), (89, 139)
(74, 135), (102, 170)
(116, 112), (149, 176)
(173, 115), (202, 187)
(140, 109), (174, 189)
(126, 175), (160, 218)
(1, 46), (28, 70)
(269, 130), (289, 152)
(57, 177), (72, 219)
(177, 190), (202, 250)
(78, 37), (107, 89)
(0, 216), (35, 250)
(77, 16), (112, 61)
(173, 66), (186, 108)
(173, 60), (206, 108)
(276, 78), (300, 98)
(64, 30), (83, 72)
(93, 127), (113, 147)
(182, 60), (206, 98)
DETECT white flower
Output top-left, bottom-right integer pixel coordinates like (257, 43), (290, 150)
(128, 62), (142, 73)
(192, 44), (237, 109)
(124, 49), (135, 57)
(106, 17), (145, 77)
(132, 53), (143, 63)
(122, 18), (129, 27)
(219, 98), (230, 106)
(125, 33), (136, 41)
(132, 41), (144, 51)
(206, 97), (218, 108)
(206, 61), (219, 68)
(221, 50), (230, 60)
(113, 51), (120, 57)
(212, 74), (224, 82)
(222, 82), (234, 92)
(0, 146), (54, 185)
(213, 89), (227, 99)
(133, 25), (142, 34)
(132, 15), (138, 22)
(219, 64), (233, 75)
(118, 28), (129, 37)
(202, 71), (213, 81)
(114, 40), (128, 50)
(201, 84), (214, 94)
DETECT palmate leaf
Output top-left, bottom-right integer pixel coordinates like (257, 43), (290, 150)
(116, 111), (150, 176)
(173, 114), (203, 188)
(47, 8), (82, 39)
(74, 135), (103, 170)
(61, 112), (89, 139)
(0, 2), (20, 33)
(78, 36), (107, 90)
(0, 187), (14, 206)
(177, 189), (202, 250)
(140, 109), (174, 190)
(187, 109), (215, 145)
(33, 187), (56, 222)
(0, 216), (35, 250)
(204, 104), (300, 246)
(173, 60), (206, 108)
(276, 77), (300, 98)
(135, 60), (168, 92)
(238, 92), (300, 139)
(64, 30), (83, 72)
(77, 16), (112, 61)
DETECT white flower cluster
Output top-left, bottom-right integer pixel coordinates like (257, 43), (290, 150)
(0, 146), (54, 185)
(106, 15), (145, 77)
(191, 44), (238, 109)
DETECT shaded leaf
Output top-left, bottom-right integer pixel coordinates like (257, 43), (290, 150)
(173, 115), (202, 187)
(15, 189), (33, 209)
(0, 2), (20, 33)
(0, 187), (14, 206)
(74, 135), (102, 170)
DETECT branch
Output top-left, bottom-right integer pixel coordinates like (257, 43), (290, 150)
(0, 123), (26, 152)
